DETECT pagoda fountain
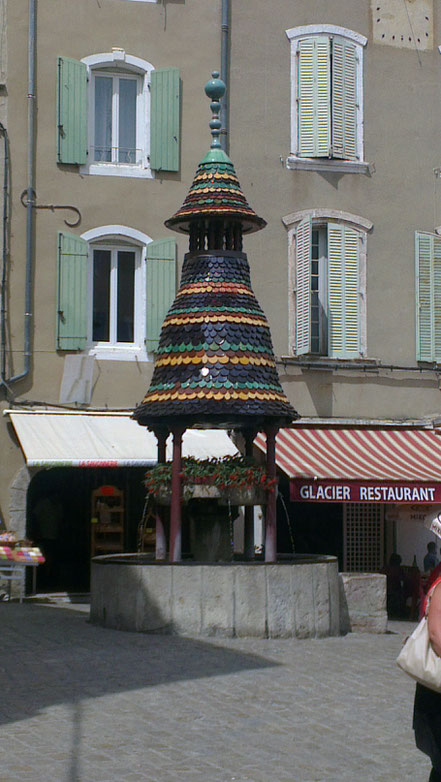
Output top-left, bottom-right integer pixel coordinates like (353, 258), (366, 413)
(133, 72), (297, 563)
(90, 75), (341, 639)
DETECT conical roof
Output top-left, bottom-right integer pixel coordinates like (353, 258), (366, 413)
(165, 148), (266, 235)
(133, 249), (298, 429)
(133, 72), (298, 431)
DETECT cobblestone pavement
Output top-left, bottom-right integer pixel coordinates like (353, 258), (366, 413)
(0, 602), (431, 782)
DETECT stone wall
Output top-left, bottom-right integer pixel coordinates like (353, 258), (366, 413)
(339, 572), (388, 633)
(90, 556), (341, 639)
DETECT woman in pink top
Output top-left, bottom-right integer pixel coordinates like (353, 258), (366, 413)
(413, 575), (441, 782)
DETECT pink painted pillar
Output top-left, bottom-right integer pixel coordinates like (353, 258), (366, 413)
(243, 428), (257, 560)
(264, 426), (279, 563)
(154, 428), (168, 560)
(169, 426), (185, 562)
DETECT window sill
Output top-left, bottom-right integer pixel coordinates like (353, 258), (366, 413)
(286, 156), (374, 175)
(279, 356), (374, 371)
(87, 346), (151, 362)
(80, 163), (154, 179)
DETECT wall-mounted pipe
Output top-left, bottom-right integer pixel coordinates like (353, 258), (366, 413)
(6, 0), (35, 387)
(0, 123), (9, 383)
(220, 0), (230, 153)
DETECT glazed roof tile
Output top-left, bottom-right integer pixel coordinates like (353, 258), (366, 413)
(164, 150), (266, 235)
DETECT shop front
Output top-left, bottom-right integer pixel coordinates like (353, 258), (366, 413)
(255, 425), (441, 572)
(4, 409), (238, 594)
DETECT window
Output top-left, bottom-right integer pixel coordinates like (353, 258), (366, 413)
(56, 227), (177, 359)
(91, 244), (141, 346)
(310, 226), (328, 355)
(92, 72), (141, 165)
(57, 52), (180, 176)
(415, 231), (441, 362)
(285, 26), (369, 173)
(284, 210), (372, 359)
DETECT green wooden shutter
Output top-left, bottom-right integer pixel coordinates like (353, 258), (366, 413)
(146, 238), (177, 352)
(57, 57), (88, 165)
(434, 238), (441, 361)
(57, 232), (89, 350)
(327, 224), (360, 358)
(295, 216), (312, 355)
(331, 38), (357, 160)
(298, 37), (331, 157)
(415, 231), (441, 362)
(150, 68), (180, 172)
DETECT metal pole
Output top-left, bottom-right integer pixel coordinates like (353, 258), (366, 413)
(8, 0), (35, 385)
(0, 124), (9, 382)
(220, 0), (230, 153)
(154, 429), (168, 560)
(169, 426), (185, 562)
(264, 426), (279, 562)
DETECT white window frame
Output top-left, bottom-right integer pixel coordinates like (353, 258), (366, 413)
(283, 209), (373, 358)
(285, 25), (370, 174)
(81, 51), (154, 179)
(91, 70), (143, 166)
(81, 226), (153, 361)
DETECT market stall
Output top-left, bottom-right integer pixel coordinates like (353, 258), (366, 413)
(0, 533), (44, 601)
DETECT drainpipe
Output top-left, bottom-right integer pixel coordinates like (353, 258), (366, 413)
(0, 123), (9, 383)
(220, 0), (230, 153)
(6, 0), (35, 388)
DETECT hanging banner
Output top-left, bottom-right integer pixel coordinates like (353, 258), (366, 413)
(290, 479), (441, 503)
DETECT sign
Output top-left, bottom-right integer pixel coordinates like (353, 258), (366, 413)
(385, 504), (441, 539)
(385, 504), (441, 524)
(290, 479), (441, 503)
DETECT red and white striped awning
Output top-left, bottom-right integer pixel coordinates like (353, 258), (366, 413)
(254, 427), (441, 482)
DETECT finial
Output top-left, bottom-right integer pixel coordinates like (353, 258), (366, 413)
(204, 71), (225, 150)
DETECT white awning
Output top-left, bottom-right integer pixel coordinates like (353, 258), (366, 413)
(5, 410), (238, 467)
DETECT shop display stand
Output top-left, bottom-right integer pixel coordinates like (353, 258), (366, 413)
(90, 486), (124, 558)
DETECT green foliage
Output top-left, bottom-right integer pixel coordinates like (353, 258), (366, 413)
(145, 455), (277, 495)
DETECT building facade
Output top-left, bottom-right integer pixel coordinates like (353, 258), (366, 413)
(1, 0), (441, 590)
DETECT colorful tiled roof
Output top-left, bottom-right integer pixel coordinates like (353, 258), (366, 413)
(133, 251), (298, 429)
(165, 148), (266, 235)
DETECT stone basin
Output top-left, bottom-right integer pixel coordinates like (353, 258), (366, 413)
(90, 554), (341, 639)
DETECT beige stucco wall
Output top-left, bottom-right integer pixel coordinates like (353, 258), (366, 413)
(6, 0), (219, 412)
(0, 0), (222, 525)
(1, 0), (441, 527)
(229, 0), (441, 419)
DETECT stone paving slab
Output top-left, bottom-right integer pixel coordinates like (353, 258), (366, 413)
(0, 603), (431, 782)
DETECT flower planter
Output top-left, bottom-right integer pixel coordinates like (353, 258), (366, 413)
(154, 484), (267, 506)
(154, 484), (222, 505)
(219, 487), (267, 506)
(145, 456), (275, 507)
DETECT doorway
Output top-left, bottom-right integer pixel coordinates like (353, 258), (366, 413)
(26, 466), (147, 593)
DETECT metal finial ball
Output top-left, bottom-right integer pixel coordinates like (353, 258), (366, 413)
(204, 72), (226, 101)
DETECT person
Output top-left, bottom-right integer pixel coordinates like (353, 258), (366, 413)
(424, 542), (439, 574)
(413, 574), (441, 781)
(382, 553), (410, 618)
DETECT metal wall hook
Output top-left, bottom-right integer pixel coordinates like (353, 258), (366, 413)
(20, 189), (81, 227)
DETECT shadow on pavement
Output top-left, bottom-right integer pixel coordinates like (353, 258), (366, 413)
(0, 603), (278, 729)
